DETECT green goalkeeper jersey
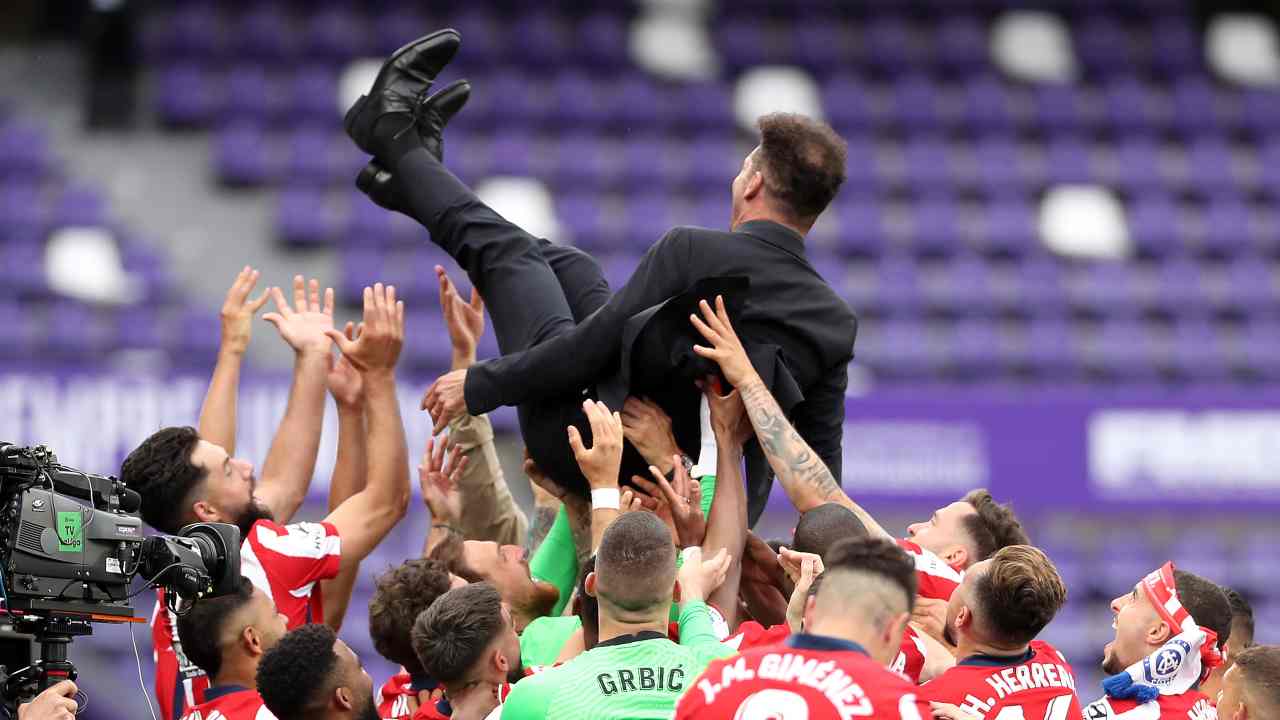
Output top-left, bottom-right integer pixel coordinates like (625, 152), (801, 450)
(500, 601), (733, 720)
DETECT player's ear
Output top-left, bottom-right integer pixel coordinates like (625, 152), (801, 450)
(334, 685), (354, 711)
(192, 500), (220, 523)
(492, 646), (508, 674)
(243, 625), (261, 655)
(584, 572), (598, 599)
(886, 611), (910, 648)
(1148, 619), (1174, 646)
(956, 605), (972, 630)
(802, 595), (818, 630)
(744, 170), (764, 200)
(942, 545), (968, 568)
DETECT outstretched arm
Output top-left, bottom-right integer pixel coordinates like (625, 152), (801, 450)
(423, 228), (695, 432)
(700, 381), (751, 630)
(322, 284), (412, 572)
(568, 400), (626, 551)
(254, 276), (335, 524)
(691, 296), (890, 539)
(197, 266), (269, 454)
(321, 323), (367, 630)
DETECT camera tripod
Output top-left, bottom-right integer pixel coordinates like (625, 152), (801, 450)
(0, 615), (90, 711)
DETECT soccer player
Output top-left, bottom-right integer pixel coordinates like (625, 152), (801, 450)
(1201, 587), (1255, 701)
(1215, 645), (1280, 720)
(1083, 563), (1232, 720)
(688, 294), (1028, 602)
(919, 545), (1082, 720)
(412, 583), (524, 720)
(675, 536), (934, 719)
(497, 512), (735, 719)
(123, 280), (413, 720)
(257, 624), (381, 720)
(368, 559), (463, 719)
(175, 579), (288, 720)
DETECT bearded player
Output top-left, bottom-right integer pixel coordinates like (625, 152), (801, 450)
(920, 545), (1082, 720)
(1083, 563), (1232, 720)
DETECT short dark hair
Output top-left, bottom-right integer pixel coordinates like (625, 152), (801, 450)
(823, 536), (917, 614)
(176, 577), (255, 679)
(971, 545), (1067, 646)
(961, 489), (1030, 562)
(793, 503), (867, 559)
(428, 530), (482, 583)
(575, 555), (599, 643)
(1234, 645), (1280, 712)
(120, 426), (206, 533)
(412, 583), (505, 686)
(754, 113), (847, 220)
(595, 512), (675, 612)
(369, 559), (455, 675)
(1223, 586), (1255, 647)
(257, 624), (339, 720)
(1174, 570), (1232, 649)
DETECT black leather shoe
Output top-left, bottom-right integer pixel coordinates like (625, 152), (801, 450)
(343, 28), (460, 157)
(356, 80), (471, 213)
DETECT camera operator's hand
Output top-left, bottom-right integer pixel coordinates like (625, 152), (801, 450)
(18, 680), (77, 720)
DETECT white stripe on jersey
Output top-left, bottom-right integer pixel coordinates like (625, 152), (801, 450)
(907, 544), (964, 583)
(253, 704), (278, 720)
(252, 522), (339, 560)
(238, 538), (275, 604)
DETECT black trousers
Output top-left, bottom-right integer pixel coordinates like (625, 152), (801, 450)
(393, 148), (642, 493)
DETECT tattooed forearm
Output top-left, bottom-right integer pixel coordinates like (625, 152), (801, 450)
(526, 504), (560, 555)
(739, 380), (842, 508)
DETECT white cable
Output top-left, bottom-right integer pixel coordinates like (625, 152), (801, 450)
(129, 620), (159, 720)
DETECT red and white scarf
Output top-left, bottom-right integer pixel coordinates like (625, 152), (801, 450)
(1101, 562), (1222, 704)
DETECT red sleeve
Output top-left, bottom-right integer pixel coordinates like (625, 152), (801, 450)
(152, 592), (209, 720)
(243, 520), (342, 593)
(893, 626), (927, 684)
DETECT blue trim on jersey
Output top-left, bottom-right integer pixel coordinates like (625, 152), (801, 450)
(203, 685), (250, 701)
(170, 674), (187, 720)
(785, 633), (868, 655)
(958, 648), (1036, 667)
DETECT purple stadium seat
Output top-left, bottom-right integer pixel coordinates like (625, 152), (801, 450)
(1224, 258), (1277, 310)
(935, 15), (988, 74)
(595, 252), (641, 291)
(1170, 76), (1225, 136)
(624, 194), (677, 250)
(620, 135), (672, 190)
(924, 255), (993, 312)
(371, 7), (429, 56)
(277, 188), (336, 247)
(859, 15), (921, 73)
(338, 248), (387, 303)
(157, 65), (218, 127)
(891, 75), (945, 133)
(290, 69), (341, 129)
(0, 183), (48, 238)
(1101, 76), (1168, 135)
(0, 300), (40, 357)
(215, 125), (274, 186)
(55, 186), (107, 228)
(792, 20), (848, 73)
(47, 302), (113, 355)
(224, 65), (282, 126)
(947, 317), (1000, 372)
(973, 136), (1035, 195)
(977, 194), (1036, 256)
(403, 312), (453, 369)
(834, 194), (887, 256)
(230, 5), (300, 63)
(301, 7), (367, 62)
(1238, 89), (1280, 138)
(1016, 257), (1068, 315)
(822, 74), (874, 134)
(571, 12), (628, 70)
(1183, 136), (1238, 194)
(717, 18), (773, 70)
(286, 130), (338, 186)
(162, 3), (224, 61)
(1066, 263), (1144, 313)
(1044, 135), (1095, 185)
(550, 133), (616, 191)
(557, 191), (609, 251)
(902, 136), (958, 193)
(1075, 15), (1137, 75)
(1154, 257), (1212, 310)
(686, 135), (739, 189)
(0, 121), (51, 177)
(487, 130), (537, 177)
(1032, 85), (1090, 135)
(1128, 191), (1183, 257)
(1199, 195), (1254, 257)
(452, 10), (504, 68)
(1151, 17), (1201, 75)
(908, 194), (961, 255)
(959, 75), (1016, 134)
(674, 83), (734, 132)
(610, 75), (671, 132)
(1105, 134), (1163, 194)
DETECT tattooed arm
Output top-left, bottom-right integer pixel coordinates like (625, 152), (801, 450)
(690, 297), (892, 540)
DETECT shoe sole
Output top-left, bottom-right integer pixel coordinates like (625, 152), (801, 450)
(343, 28), (461, 150)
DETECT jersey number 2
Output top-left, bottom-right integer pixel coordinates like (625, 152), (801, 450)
(993, 695), (1074, 720)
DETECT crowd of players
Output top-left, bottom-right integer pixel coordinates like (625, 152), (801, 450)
(16, 27), (1280, 720)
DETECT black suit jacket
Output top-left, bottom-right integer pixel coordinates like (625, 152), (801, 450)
(465, 220), (858, 524)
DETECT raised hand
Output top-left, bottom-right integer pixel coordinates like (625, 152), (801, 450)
(325, 283), (404, 373)
(690, 295), (756, 387)
(264, 275), (336, 356)
(218, 265), (271, 355)
(700, 377), (752, 448)
(421, 369), (467, 435)
(637, 459), (706, 548)
(326, 322), (364, 408)
(567, 400), (624, 490)
(676, 546), (731, 604)
(437, 265), (485, 368)
(777, 546), (825, 586)
(786, 554), (820, 633)
(419, 435), (468, 525)
(620, 397), (682, 473)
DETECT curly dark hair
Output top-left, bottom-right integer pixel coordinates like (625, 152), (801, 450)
(120, 426), (206, 534)
(754, 113), (848, 220)
(823, 536), (917, 614)
(1174, 570), (1232, 650)
(961, 489), (1030, 563)
(176, 577), (256, 679)
(971, 545), (1067, 646)
(1223, 586), (1255, 647)
(793, 503), (867, 559)
(368, 558), (455, 675)
(257, 624), (339, 720)
(412, 583), (506, 686)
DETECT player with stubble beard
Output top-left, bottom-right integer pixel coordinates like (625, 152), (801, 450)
(920, 545), (1083, 720)
(122, 278), (414, 720)
(1083, 563), (1232, 720)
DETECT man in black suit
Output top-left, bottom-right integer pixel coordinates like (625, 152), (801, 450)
(344, 36), (855, 524)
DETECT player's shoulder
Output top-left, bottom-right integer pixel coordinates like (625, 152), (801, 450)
(1159, 691), (1217, 719)
(1029, 640), (1071, 665)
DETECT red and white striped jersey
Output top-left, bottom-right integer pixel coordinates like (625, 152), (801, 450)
(153, 520), (341, 720)
(1083, 691), (1217, 720)
(178, 685), (275, 720)
(920, 641), (1084, 720)
(897, 538), (964, 601)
